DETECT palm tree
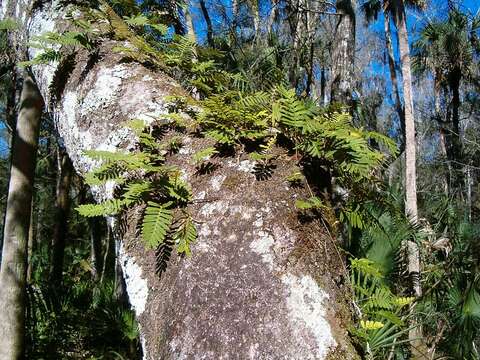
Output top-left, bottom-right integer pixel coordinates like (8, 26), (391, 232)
(413, 8), (480, 192)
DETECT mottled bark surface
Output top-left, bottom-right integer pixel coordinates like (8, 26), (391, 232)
(0, 74), (43, 360)
(50, 149), (73, 287)
(330, 0), (356, 104)
(2, 1), (359, 358)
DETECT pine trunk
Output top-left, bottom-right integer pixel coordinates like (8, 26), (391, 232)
(0, 73), (43, 360)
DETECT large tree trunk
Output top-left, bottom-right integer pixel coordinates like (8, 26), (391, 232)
(50, 148), (73, 287)
(0, 73), (43, 360)
(2, 1), (359, 359)
(330, 0), (356, 104)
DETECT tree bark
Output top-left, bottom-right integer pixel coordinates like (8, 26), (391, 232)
(384, 11), (405, 147)
(185, 2), (197, 44)
(89, 216), (103, 281)
(249, 0), (261, 40)
(449, 70), (464, 192)
(394, 0), (418, 222)
(50, 148), (73, 288)
(0, 73), (43, 360)
(26, 197), (35, 283)
(393, 2), (425, 358)
(2, 2), (359, 358)
(435, 75), (451, 194)
(268, 0), (278, 36)
(330, 0), (356, 104)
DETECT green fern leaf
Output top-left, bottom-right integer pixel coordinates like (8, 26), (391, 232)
(76, 199), (126, 217)
(142, 202), (173, 248)
(192, 147), (218, 164)
(174, 217), (197, 256)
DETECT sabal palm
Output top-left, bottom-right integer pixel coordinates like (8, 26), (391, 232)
(413, 9), (480, 169)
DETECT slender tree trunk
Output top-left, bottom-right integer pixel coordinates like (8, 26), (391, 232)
(229, 0), (239, 45)
(395, 0), (418, 222)
(450, 72), (464, 194)
(89, 217), (103, 281)
(250, 0), (261, 41)
(320, 68), (327, 105)
(394, 2), (426, 358)
(384, 11), (405, 147)
(330, 0), (356, 104)
(268, 0), (278, 35)
(199, 0), (214, 47)
(185, 3), (197, 43)
(434, 76), (452, 195)
(305, 0), (315, 97)
(26, 197), (35, 283)
(287, 1), (301, 90)
(0, 73), (43, 360)
(466, 165), (472, 221)
(50, 148), (73, 288)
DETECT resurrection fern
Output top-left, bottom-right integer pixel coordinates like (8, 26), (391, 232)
(141, 202), (173, 249)
(0, 18), (19, 30)
(20, 24), (98, 67)
(77, 121), (196, 256)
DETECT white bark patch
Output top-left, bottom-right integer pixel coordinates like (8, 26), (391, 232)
(281, 273), (336, 359)
(237, 160), (256, 173)
(80, 65), (129, 116)
(27, 6), (58, 100)
(0, 1), (8, 17)
(209, 174), (226, 192)
(119, 244), (149, 317)
(200, 200), (228, 217)
(249, 230), (275, 270)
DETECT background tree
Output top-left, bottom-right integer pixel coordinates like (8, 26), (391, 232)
(0, 73), (43, 359)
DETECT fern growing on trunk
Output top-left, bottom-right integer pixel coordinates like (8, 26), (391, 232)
(77, 121), (195, 254)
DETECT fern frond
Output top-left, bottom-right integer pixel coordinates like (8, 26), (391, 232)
(122, 181), (152, 204)
(0, 18), (19, 30)
(76, 199), (126, 217)
(192, 147), (217, 164)
(174, 217), (197, 256)
(141, 202), (173, 248)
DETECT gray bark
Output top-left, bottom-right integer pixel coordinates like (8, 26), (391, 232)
(50, 148), (73, 287)
(330, 0), (356, 104)
(0, 73), (43, 360)
(2, 1), (359, 358)
(393, 2), (425, 358)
